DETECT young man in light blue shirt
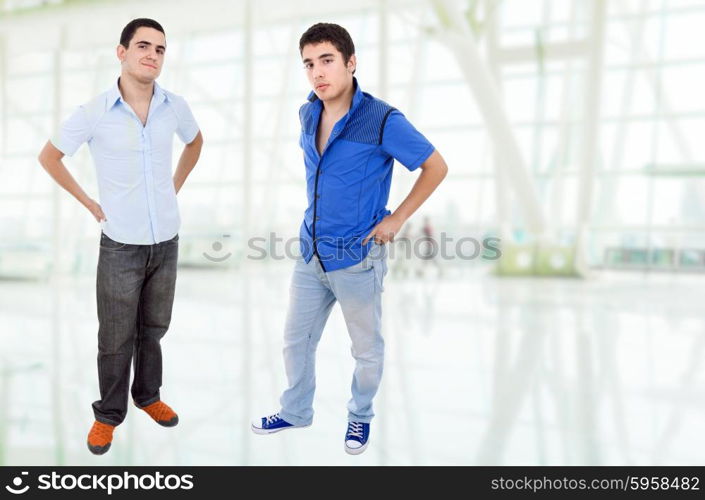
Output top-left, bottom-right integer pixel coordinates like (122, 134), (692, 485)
(38, 18), (203, 455)
(252, 23), (447, 455)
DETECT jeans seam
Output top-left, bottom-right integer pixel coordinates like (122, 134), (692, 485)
(283, 281), (333, 424)
(99, 244), (128, 251)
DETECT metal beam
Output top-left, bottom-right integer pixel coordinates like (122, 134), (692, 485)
(496, 40), (590, 64)
(50, 25), (67, 466)
(378, 0), (389, 100)
(0, 34), (5, 156)
(430, 0), (546, 235)
(574, 0), (606, 275)
(240, 0), (253, 465)
(485, 0), (511, 243)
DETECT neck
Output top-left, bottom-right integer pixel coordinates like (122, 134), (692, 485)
(118, 72), (154, 102)
(322, 79), (355, 118)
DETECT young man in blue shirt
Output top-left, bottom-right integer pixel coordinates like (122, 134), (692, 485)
(252, 23), (448, 455)
(38, 18), (203, 455)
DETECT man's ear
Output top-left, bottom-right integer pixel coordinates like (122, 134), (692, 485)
(116, 44), (126, 63)
(347, 54), (357, 73)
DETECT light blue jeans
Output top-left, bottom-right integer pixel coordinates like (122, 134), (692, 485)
(278, 243), (388, 425)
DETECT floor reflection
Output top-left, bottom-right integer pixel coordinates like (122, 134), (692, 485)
(1, 264), (704, 465)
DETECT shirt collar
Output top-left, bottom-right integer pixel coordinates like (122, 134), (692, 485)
(107, 77), (167, 110)
(106, 79), (122, 110)
(306, 77), (364, 114)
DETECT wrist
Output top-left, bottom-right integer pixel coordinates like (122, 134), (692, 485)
(390, 211), (408, 224)
(79, 195), (93, 208)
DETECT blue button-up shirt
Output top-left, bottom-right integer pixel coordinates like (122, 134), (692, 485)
(52, 78), (199, 245)
(298, 78), (435, 272)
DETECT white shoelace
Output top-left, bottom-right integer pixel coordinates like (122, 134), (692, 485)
(347, 422), (364, 439)
(265, 414), (281, 424)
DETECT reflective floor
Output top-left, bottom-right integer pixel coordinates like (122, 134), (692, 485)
(1, 259), (704, 466)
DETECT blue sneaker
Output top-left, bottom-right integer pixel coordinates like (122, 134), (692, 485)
(251, 413), (309, 435)
(344, 421), (370, 455)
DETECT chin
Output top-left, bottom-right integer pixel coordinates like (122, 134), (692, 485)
(138, 72), (159, 83)
(319, 89), (340, 102)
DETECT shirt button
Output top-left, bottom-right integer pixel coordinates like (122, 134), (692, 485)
(316, 216), (320, 221)
(316, 194), (320, 199)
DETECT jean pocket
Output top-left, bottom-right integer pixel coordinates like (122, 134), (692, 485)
(293, 254), (306, 268)
(100, 233), (128, 251)
(372, 256), (388, 293)
(340, 257), (373, 274)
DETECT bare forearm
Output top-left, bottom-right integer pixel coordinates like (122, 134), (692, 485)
(392, 150), (448, 222)
(38, 140), (105, 222)
(173, 135), (203, 194)
(40, 158), (92, 208)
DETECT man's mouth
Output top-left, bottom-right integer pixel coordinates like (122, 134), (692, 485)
(316, 83), (329, 90)
(142, 63), (157, 69)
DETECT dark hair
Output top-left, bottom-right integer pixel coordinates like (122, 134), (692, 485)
(299, 23), (355, 73)
(120, 18), (165, 48)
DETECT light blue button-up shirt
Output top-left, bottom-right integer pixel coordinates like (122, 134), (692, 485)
(52, 78), (199, 245)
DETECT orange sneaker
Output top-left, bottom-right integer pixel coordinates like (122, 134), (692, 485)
(87, 420), (115, 455)
(137, 400), (179, 427)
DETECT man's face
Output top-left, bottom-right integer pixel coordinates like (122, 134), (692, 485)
(302, 41), (356, 102)
(117, 27), (166, 83)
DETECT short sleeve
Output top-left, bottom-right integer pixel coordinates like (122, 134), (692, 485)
(173, 96), (200, 144)
(380, 110), (435, 171)
(51, 106), (91, 157)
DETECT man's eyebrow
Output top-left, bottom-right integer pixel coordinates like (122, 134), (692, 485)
(302, 53), (335, 63)
(134, 40), (166, 50)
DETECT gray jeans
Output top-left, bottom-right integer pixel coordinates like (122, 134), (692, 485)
(93, 232), (179, 426)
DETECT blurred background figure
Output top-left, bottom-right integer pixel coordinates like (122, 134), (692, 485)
(418, 215), (442, 279)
